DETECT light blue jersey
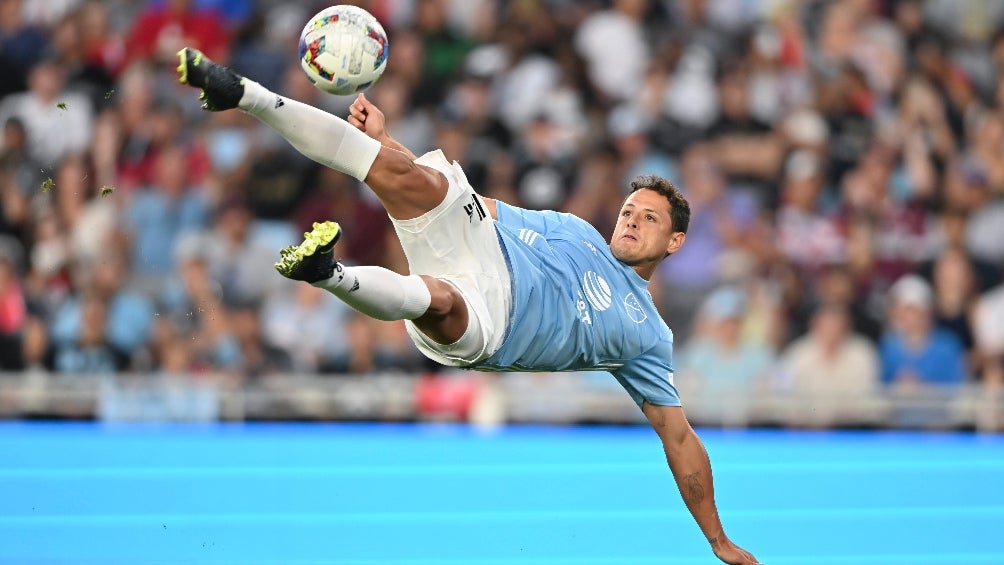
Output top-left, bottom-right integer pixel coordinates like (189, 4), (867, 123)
(474, 202), (681, 408)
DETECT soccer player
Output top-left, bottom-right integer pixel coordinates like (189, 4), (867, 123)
(177, 47), (760, 565)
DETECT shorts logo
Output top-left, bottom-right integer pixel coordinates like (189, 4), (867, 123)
(518, 228), (541, 246)
(582, 271), (612, 311)
(623, 292), (647, 323)
(464, 194), (487, 223)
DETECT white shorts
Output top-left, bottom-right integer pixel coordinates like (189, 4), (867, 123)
(391, 150), (512, 367)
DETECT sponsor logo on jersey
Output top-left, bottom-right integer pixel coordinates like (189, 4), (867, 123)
(576, 291), (592, 325)
(582, 271), (612, 311)
(623, 292), (647, 323)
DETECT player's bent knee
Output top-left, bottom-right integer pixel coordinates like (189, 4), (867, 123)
(369, 150), (444, 195)
(420, 276), (464, 318)
(413, 276), (470, 345)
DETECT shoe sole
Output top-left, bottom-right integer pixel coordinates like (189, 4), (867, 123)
(274, 221), (342, 278)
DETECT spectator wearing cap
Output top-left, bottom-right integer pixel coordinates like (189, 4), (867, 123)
(879, 274), (967, 388)
(677, 286), (775, 425)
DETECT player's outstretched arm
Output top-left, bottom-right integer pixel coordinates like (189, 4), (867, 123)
(348, 93), (418, 160)
(347, 93), (499, 220)
(642, 403), (760, 565)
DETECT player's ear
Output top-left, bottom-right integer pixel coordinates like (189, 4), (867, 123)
(666, 231), (686, 256)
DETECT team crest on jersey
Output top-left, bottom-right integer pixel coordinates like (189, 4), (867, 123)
(623, 292), (647, 323)
(582, 271), (612, 311)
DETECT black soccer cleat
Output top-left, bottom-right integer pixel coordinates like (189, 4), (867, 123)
(275, 221), (342, 283)
(176, 47), (245, 111)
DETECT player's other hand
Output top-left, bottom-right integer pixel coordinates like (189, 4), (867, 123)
(348, 93), (387, 142)
(712, 537), (760, 565)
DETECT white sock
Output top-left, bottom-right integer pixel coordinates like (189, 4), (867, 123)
(314, 263), (431, 321)
(238, 80), (381, 181)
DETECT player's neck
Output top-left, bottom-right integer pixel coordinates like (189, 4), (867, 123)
(630, 263), (656, 283)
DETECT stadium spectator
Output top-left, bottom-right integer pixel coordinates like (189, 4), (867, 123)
(927, 248), (980, 361)
(880, 274), (967, 389)
(774, 149), (843, 271)
(0, 236), (25, 369)
(123, 144), (210, 287)
(775, 301), (880, 425)
(259, 282), (355, 374)
(124, 0), (229, 66)
(678, 286), (775, 426)
(49, 249), (154, 368)
(0, 58), (93, 170)
(707, 61), (784, 202)
(0, 0), (47, 96)
(227, 298), (291, 380)
(973, 282), (1004, 386)
(0, 117), (43, 237)
(659, 144), (758, 341)
(573, 0), (649, 105)
(0, 0), (1002, 427)
(157, 234), (240, 373)
(46, 7), (115, 111)
(199, 202), (285, 307)
(46, 291), (128, 373)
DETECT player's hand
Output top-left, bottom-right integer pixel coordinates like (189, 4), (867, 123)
(348, 92), (387, 142)
(712, 537), (760, 564)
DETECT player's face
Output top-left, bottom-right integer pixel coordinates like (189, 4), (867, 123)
(610, 189), (686, 277)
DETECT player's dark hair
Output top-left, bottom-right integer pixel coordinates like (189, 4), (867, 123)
(629, 175), (690, 234)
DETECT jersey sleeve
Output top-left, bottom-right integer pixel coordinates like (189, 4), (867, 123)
(495, 201), (587, 238)
(611, 348), (682, 408)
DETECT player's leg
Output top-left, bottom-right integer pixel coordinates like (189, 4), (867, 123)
(273, 220), (469, 344)
(178, 48), (471, 344)
(177, 47), (446, 221)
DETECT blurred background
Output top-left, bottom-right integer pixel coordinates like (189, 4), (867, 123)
(0, 0), (1003, 431)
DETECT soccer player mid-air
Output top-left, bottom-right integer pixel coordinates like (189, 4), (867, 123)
(177, 47), (760, 565)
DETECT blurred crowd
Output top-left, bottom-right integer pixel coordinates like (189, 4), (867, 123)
(0, 0), (1003, 408)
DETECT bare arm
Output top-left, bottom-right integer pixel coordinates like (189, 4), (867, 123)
(347, 93), (417, 160)
(347, 93), (498, 220)
(642, 403), (760, 565)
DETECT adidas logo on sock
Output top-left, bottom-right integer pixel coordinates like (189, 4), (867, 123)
(274, 96), (284, 108)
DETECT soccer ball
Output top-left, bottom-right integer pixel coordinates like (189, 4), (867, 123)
(298, 5), (389, 96)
